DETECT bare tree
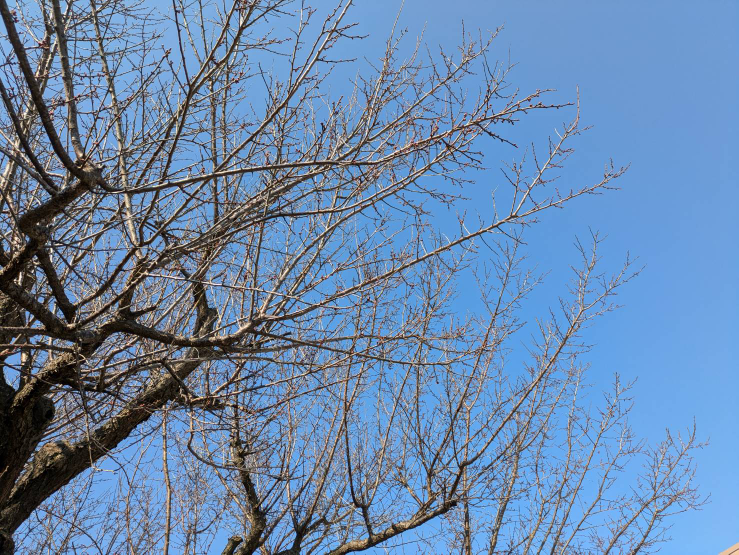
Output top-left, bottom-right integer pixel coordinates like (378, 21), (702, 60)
(0, 0), (702, 553)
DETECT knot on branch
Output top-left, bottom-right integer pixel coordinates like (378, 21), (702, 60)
(75, 329), (99, 346)
(28, 440), (72, 481)
(75, 158), (102, 181)
(21, 224), (50, 243)
(74, 158), (112, 191)
(31, 397), (54, 432)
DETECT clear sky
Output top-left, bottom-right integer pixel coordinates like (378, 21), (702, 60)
(4, 0), (736, 551)
(29, 0), (732, 551)
(350, 1), (738, 552)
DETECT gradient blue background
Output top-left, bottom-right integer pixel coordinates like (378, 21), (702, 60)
(349, 1), (738, 552)
(62, 0), (734, 551)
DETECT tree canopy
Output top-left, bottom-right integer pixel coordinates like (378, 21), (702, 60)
(0, 0), (702, 552)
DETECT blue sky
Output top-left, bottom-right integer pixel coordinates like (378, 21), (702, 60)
(11, 1), (732, 551)
(350, 1), (738, 552)
(89, 1), (735, 551)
